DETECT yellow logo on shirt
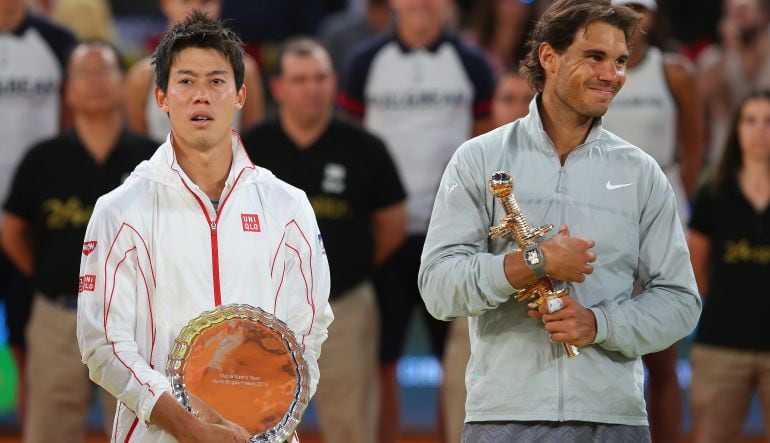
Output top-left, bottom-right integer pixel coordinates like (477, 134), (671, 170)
(43, 197), (93, 229)
(723, 239), (770, 264)
(309, 196), (352, 220)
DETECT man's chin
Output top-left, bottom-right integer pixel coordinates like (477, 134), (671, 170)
(188, 136), (219, 151)
(586, 103), (610, 118)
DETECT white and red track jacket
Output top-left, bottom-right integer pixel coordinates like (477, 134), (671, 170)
(76, 133), (332, 442)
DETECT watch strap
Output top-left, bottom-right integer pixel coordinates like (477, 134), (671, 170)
(524, 244), (547, 279)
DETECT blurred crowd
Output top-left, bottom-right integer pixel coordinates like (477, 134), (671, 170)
(0, 0), (769, 442)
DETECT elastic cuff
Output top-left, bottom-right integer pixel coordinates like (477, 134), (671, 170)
(488, 253), (516, 298)
(138, 383), (172, 425)
(589, 306), (609, 344)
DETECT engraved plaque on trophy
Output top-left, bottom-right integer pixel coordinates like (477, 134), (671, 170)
(488, 171), (580, 358)
(166, 304), (310, 442)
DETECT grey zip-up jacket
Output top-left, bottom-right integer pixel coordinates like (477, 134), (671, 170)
(418, 98), (701, 425)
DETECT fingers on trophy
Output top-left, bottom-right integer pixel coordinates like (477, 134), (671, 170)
(488, 171), (580, 358)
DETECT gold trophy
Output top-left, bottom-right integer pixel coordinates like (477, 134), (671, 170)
(488, 171), (580, 358)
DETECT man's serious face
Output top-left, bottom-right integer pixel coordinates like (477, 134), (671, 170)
(156, 47), (244, 152)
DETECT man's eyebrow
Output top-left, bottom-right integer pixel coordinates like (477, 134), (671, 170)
(582, 49), (629, 61)
(582, 49), (607, 57)
(172, 69), (230, 76)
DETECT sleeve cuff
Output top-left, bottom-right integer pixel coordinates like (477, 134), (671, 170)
(488, 253), (516, 299)
(137, 380), (173, 425)
(590, 306), (609, 344)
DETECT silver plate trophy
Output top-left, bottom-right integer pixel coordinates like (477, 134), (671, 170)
(166, 304), (310, 442)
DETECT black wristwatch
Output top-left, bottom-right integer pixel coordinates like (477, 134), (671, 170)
(523, 244), (547, 279)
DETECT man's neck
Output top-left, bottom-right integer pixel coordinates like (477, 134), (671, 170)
(74, 112), (123, 165)
(172, 135), (233, 202)
(396, 23), (442, 50)
(0, 7), (26, 33)
(539, 94), (594, 164)
(280, 111), (332, 150)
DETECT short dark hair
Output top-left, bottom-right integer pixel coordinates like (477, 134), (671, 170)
(152, 10), (245, 93)
(275, 37), (330, 77)
(520, 0), (642, 92)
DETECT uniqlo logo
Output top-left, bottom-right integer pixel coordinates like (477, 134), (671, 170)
(241, 213), (261, 232)
(82, 241), (97, 256)
(79, 275), (96, 293)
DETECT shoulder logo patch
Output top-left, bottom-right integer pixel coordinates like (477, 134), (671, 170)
(79, 275), (96, 293)
(83, 241), (97, 256)
(241, 213), (261, 232)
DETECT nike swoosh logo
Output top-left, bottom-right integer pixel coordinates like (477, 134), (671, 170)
(606, 180), (634, 190)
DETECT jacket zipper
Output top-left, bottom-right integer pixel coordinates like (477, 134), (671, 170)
(557, 164), (566, 421)
(179, 167), (252, 307)
(551, 135), (591, 422)
(555, 145), (585, 421)
(178, 185), (224, 307)
(556, 165), (566, 195)
(210, 220), (221, 306)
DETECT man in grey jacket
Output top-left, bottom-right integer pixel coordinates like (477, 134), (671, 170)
(418, 1), (702, 441)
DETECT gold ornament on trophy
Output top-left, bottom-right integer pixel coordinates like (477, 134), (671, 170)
(488, 171), (580, 358)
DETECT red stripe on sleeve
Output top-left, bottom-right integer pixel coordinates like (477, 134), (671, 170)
(284, 243), (315, 337)
(273, 263), (286, 315)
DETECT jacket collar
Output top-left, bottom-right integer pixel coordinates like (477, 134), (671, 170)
(520, 94), (604, 155)
(146, 130), (264, 190)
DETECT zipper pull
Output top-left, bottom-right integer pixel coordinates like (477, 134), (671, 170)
(210, 221), (217, 231)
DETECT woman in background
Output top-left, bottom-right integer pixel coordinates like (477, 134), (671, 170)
(688, 89), (770, 442)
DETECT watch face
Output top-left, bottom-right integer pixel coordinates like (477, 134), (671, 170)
(526, 250), (540, 265)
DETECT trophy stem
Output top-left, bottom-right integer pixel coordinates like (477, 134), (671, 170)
(502, 194), (533, 246)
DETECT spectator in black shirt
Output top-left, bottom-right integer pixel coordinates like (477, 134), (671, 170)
(688, 89), (770, 442)
(0, 2), (77, 427)
(0, 41), (156, 442)
(241, 37), (406, 443)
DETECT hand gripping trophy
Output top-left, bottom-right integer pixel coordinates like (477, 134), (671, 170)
(488, 171), (580, 358)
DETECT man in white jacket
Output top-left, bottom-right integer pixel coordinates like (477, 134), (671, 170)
(76, 11), (332, 442)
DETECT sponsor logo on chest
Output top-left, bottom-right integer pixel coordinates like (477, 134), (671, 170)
(321, 163), (346, 194)
(241, 213), (261, 232)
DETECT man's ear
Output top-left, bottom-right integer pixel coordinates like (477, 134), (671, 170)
(155, 86), (169, 113)
(539, 42), (558, 76)
(235, 84), (246, 110)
